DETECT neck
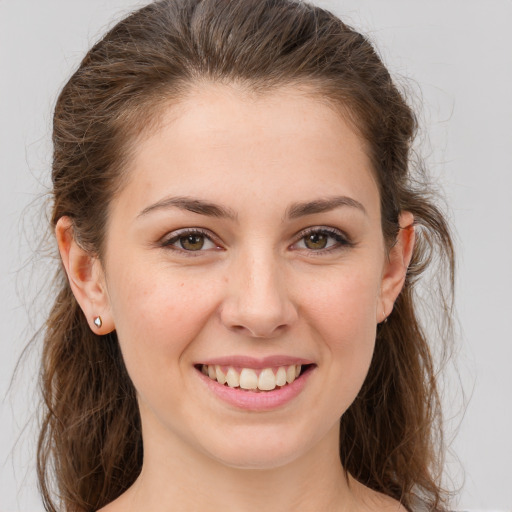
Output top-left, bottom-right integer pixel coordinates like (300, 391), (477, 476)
(123, 420), (358, 512)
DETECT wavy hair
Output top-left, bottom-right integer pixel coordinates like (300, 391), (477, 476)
(38, 0), (455, 510)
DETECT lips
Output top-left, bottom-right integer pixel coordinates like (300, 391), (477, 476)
(194, 355), (315, 409)
(198, 355), (314, 369)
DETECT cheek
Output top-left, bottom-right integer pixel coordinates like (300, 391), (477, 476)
(302, 263), (381, 341)
(299, 265), (380, 404)
(107, 264), (222, 385)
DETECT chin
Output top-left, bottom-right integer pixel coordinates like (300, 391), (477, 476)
(199, 422), (328, 471)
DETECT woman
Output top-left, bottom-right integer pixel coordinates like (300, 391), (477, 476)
(39, 0), (455, 510)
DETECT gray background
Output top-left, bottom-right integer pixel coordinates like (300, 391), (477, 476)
(1, 1), (511, 510)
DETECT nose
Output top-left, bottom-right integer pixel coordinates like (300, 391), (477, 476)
(219, 249), (298, 338)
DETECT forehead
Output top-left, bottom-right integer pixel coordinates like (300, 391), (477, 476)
(116, 83), (380, 220)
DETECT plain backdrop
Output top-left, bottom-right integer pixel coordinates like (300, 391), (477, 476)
(1, 1), (511, 511)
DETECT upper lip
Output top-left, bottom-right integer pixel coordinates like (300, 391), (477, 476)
(196, 355), (314, 369)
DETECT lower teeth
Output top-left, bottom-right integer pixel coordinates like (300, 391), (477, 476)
(227, 384), (286, 392)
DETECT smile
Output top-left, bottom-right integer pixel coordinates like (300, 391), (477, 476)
(194, 356), (315, 410)
(200, 364), (303, 391)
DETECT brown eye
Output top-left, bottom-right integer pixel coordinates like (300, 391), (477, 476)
(179, 234), (205, 251)
(163, 230), (218, 252)
(303, 232), (328, 250)
(293, 227), (351, 253)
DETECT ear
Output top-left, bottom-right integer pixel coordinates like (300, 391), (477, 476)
(377, 211), (415, 323)
(55, 216), (115, 334)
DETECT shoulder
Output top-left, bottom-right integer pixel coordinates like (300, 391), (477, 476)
(95, 491), (132, 512)
(349, 475), (408, 512)
(366, 492), (408, 512)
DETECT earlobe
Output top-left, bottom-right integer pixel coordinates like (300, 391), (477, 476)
(55, 217), (115, 334)
(378, 211), (415, 323)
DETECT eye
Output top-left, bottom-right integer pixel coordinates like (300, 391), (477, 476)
(162, 229), (220, 252)
(292, 227), (351, 252)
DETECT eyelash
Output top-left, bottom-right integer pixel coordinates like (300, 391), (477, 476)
(291, 226), (353, 255)
(160, 228), (221, 255)
(160, 226), (353, 256)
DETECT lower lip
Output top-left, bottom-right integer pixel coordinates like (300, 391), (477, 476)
(196, 367), (314, 411)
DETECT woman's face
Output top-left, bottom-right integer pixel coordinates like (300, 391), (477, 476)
(98, 84), (406, 469)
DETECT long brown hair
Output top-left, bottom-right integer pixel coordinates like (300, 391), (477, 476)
(39, 0), (455, 510)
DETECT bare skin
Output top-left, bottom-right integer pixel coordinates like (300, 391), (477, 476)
(57, 84), (413, 512)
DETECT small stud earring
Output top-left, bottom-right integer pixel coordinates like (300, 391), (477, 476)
(94, 316), (102, 328)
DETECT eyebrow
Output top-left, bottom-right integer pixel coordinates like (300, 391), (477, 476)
(138, 196), (238, 220)
(137, 194), (366, 221)
(286, 196), (367, 219)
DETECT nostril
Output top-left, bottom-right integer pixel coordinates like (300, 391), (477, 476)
(230, 322), (289, 338)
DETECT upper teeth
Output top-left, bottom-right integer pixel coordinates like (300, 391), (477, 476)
(201, 364), (302, 391)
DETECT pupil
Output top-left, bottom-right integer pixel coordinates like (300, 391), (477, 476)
(181, 234), (204, 250)
(306, 232), (327, 249)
